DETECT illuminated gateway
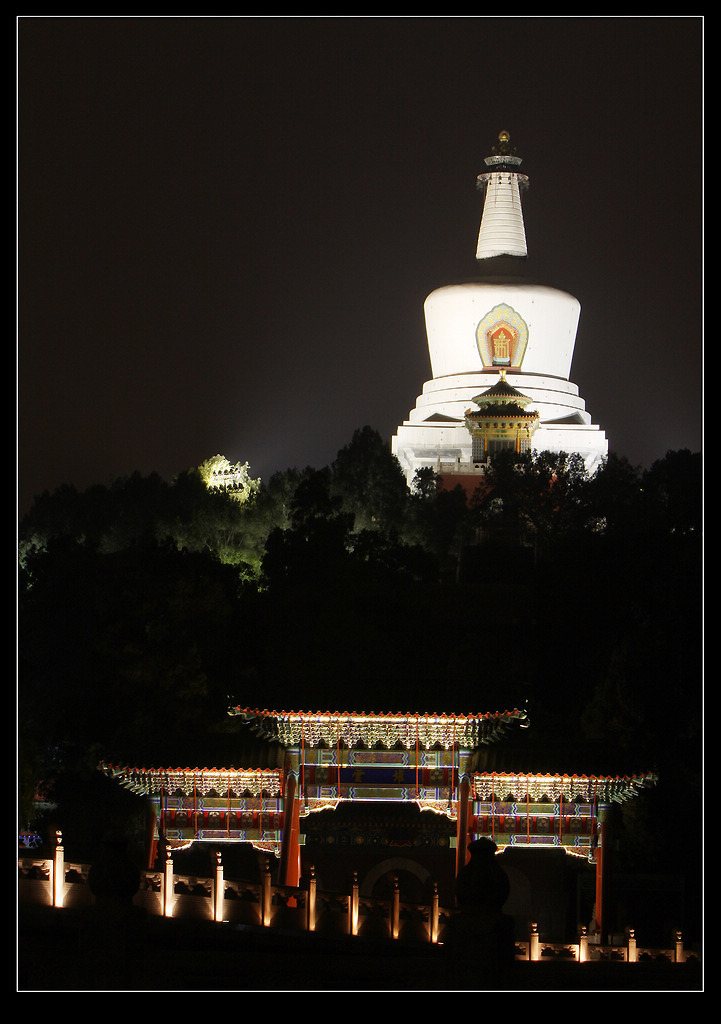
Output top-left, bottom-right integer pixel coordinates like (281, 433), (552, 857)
(102, 135), (649, 944)
(391, 130), (608, 485)
(104, 706), (655, 942)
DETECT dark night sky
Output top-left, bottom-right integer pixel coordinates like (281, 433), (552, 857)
(17, 16), (703, 515)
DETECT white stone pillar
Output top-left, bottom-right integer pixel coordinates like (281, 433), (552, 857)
(52, 830), (64, 908)
(213, 850), (224, 923)
(349, 871), (359, 936)
(578, 924), (589, 962)
(391, 876), (400, 940)
(307, 865), (317, 932)
(261, 857), (272, 927)
(162, 849), (174, 918)
(430, 882), (440, 944)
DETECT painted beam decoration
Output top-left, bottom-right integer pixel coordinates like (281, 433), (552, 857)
(298, 746), (457, 812)
(470, 771), (658, 854)
(100, 764), (285, 847)
(100, 710), (656, 857)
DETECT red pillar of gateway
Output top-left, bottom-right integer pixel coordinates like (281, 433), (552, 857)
(455, 777), (472, 877)
(146, 806), (158, 870)
(594, 804), (611, 943)
(278, 772), (301, 888)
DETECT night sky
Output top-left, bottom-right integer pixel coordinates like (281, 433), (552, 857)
(18, 16), (703, 516)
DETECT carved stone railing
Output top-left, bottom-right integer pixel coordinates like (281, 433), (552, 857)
(18, 836), (700, 967)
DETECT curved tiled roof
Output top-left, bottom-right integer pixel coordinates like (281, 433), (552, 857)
(228, 706), (530, 750)
(100, 763), (284, 798)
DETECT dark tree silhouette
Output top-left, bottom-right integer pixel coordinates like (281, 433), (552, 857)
(18, 436), (701, 900)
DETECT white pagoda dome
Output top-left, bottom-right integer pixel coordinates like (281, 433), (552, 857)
(391, 131), (608, 485)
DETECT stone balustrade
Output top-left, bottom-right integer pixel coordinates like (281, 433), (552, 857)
(18, 839), (700, 967)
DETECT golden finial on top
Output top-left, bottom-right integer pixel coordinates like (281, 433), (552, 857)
(493, 130), (514, 156)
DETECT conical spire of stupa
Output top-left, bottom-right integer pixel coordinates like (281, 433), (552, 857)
(475, 130), (529, 260)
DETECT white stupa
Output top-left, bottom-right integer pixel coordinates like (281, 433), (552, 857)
(391, 131), (608, 485)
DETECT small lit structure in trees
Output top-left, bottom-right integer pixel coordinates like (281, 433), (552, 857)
(198, 455), (260, 502)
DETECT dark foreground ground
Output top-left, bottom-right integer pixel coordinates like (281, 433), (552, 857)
(18, 904), (703, 993)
